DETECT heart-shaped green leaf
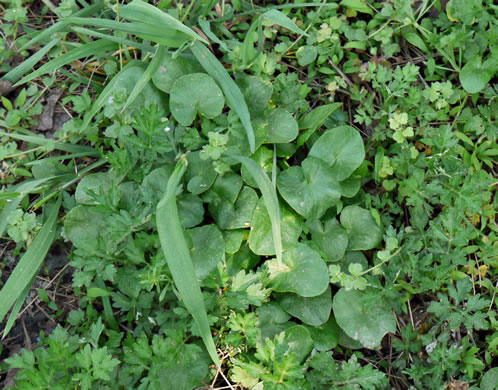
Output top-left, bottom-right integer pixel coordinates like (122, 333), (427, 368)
(188, 224), (224, 280)
(459, 55), (496, 93)
(152, 53), (203, 93)
(340, 205), (382, 250)
(257, 302), (293, 341)
(264, 108), (298, 144)
(267, 243), (329, 297)
(278, 157), (341, 220)
(307, 218), (348, 262)
(275, 286), (331, 326)
(249, 198), (302, 256)
(209, 186), (258, 230)
(170, 73), (225, 126)
(185, 151), (217, 195)
(303, 316), (340, 351)
(333, 288), (396, 349)
(309, 126), (365, 181)
(283, 325), (314, 363)
(236, 74), (273, 116)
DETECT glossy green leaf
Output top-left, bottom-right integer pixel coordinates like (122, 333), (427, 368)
(257, 302), (292, 341)
(277, 157), (341, 220)
(333, 288), (396, 349)
(170, 73), (225, 126)
(340, 0), (373, 15)
(156, 158), (219, 366)
(459, 55), (496, 93)
(267, 243), (329, 297)
(262, 9), (308, 36)
(283, 325), (314, 363)
(309, 125), (365, 181)
(249, 198), (302, 256)
(210, 186), (258, 230)
(188, 224), (225, 280)
(276, 286), (332, 326)
(152, 53), (203, 93)
(340, 205), (382, 250)
(236, 74), (273, 116)
(307, 218), (348, 262)
(303, 316), (340, 351)
(264, 108), (298, 144)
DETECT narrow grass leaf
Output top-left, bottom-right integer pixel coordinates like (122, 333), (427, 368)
(120, 0), (208, 44)
(3, 39), (58, 83)
(18, 2), (104, 51)
(0, 177), (56, 237)
(70, 26), (155, 54)
(122, 45), (165, 113)
(0, 196), (61, 332)
(0, 130), (98, 155)
(16, 40), (118, 86)
(229, 154), (282, 263)
(156, 157), (220, 366)
(198, 18), (228, 51)
(81, 60), (142, 130)
(191, 41), (255, 153)
(2, 276), (34, 338)
(262, 9), (308, 36)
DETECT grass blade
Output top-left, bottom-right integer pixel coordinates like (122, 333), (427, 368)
(262, 9), (308, 36)
(0, 196), (61, 333)
(156, 157), (219, 366)
(81, 60), (143, 131)
(121, 45), (165, 113)
(120, 0), (208, 45)
(0, 177), (57, 237)
(18, 2), (104, 51)
(228, 154), (283, 263)
(2, 276), (35, 338)
(15, 40), (118, 86)
(191, 41), (255, 153)
(3, 39), (58, 83)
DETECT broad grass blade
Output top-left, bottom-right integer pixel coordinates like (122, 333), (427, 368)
(262, 9), (309, 36)
(191, 41), (255, 153)
(16, 40), (118, 86)
(0, 196), (61, 334)
(156, 157), (220, 366)
(120, 0), (208, 44)
(18, 2), (104, 51)
(81, 60), (143, 131)
(121, 45), (165, 113)
(229, 154), (283, 263)
(2, 276), (34, 337)
(3, 39), (58, 83)
(0, 177), (56, 237)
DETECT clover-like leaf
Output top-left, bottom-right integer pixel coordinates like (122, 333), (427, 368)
(257, 302), (293, 341)
(340, 205), (382, 250)
(236, 74), (273, 115)
(249, 198), (302, 256)
(275, 286), (332, 326)
(185, 151), (217, 195)
(278, 157), (341, 220)
(170, 73), (225, 126)
(188, 224), (224, 280)
(267, 243), (329, 297)
(333, 288), (396, 349)
(309, 126), (365, 181)
(459, 55), (496, 94)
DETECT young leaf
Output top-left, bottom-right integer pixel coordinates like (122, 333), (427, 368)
(191, 41), (255, 153)
(0, 196), (61, 336)
(156, 157), (219, 367)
